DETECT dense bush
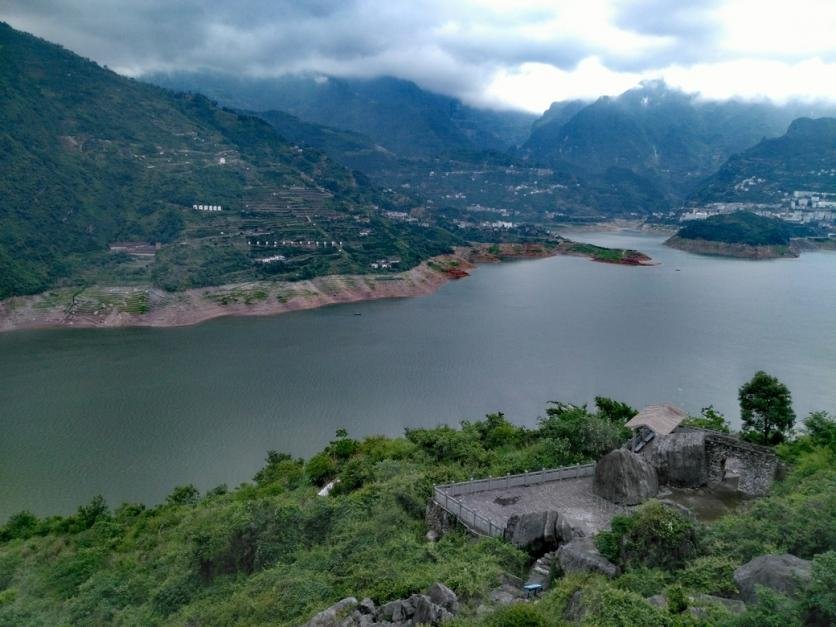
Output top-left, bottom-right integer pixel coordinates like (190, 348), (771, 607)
(596, 502), (699, 570)
(676, 555), (739, 596)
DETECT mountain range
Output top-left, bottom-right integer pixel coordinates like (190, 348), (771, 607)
(692, 117), (836, 203)
(2, 20), (835, 300)
(521, 80), (836, 199)
(148, 72), (536, 158)
(150, 71), (836, 214)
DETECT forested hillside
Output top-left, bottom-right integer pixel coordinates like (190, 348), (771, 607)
(691, 117), (836, 203)
(0, 23), (458, 299)
(148, 72), (536, 158)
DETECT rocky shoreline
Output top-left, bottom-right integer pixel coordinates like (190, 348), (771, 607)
(0, 242), (652, 333)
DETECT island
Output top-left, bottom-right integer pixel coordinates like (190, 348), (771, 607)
(665, 211), (807, 259)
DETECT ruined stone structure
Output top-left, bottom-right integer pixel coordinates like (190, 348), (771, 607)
(703, 431), (778, 496)
(626, 404), (779, 497)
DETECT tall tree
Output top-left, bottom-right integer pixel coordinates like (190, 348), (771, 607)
(738, 371), (796, 444)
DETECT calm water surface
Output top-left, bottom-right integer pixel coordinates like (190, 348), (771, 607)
(2, 231), (835, 519)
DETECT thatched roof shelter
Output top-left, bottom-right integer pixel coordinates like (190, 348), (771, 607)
(625, 404), (688, 435)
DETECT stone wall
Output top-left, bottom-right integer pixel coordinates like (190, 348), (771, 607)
(704, 433), (777, 496)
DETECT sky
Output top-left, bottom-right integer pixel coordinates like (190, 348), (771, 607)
(2, 0), (836, 113)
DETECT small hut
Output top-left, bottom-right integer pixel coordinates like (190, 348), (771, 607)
(625, 404), (688, 452)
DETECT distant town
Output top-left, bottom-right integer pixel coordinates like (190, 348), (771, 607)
(680, 190), (836, 232)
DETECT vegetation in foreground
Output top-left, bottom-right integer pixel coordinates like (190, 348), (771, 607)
(0, 384), (833, 626)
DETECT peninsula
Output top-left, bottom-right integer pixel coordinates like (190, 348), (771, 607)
(0, 240), (652, 332)
(665, 211), (804, 259)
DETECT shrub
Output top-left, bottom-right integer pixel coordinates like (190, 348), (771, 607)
(597, 502), (698, 570)
(359, 436), (416, 462)
(729, 587), (802, 626)
(484, 602), (546, 626)
(582, 580), (672, 626)
(803, 550), (836, 626)
(166, 485), (200, 507)
(331, 459), (373, 495)
(595, 397), (637, 424)
(665, 583), (687, 614)
(0, 511), (39, 541)
(77, 495), (111, 529)
(613, 567), (671, 597)
(306, 452), (336, 486)
(538, 403), (629, 462)
(253, 451), (304, 489)
(676, 555), (739, 596)
(329, 429), (360, 461)
(152, 574), (198, 616)
(682, 405), (731, 433)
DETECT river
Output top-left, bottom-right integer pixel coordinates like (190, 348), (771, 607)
(1, 231), (835, 519)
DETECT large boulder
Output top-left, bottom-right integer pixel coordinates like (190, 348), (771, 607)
(641, 430), (708, 487)
(409, 594), (453, 625)
(304, 597), (358, 627)
(504, 509), (588, 552)
(733, 554), (812, 603)
(379, 598), (413, 623)
(556, 537), (619, 578)
(593, 449), (658, 505)
(427, 582), (459, 614)
(504, 510), (560, 551)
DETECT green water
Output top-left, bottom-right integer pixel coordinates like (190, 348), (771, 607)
(1, 232), (835, 520)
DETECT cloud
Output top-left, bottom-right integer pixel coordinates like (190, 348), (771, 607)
(2, 0), (835, 112)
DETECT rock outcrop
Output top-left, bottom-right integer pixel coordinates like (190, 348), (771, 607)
(593, 449), (658, 505)
(641, 430), (708, 487)
(503, 509), (587, 552)
(425, 502), (455, 537)
(504, 510), (560, 551)
(556, 538), (619, 578)
(304, 583), (458, 626)
(733, 554), (812, 604)
(304, 597), (358, 627)
(427, 582), (459, 614)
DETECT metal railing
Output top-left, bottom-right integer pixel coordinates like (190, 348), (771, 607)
(432, 463), (597, 538)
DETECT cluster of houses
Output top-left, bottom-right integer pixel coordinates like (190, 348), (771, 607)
(370, 257), (401, 270)
(193, 204), (222, 212)
(248, 239), (343, 249)
(788, 190), (836, 210)
(681, 192), (836, 228)
(257, 255), (286, 264)
(108, 242), (160, 257)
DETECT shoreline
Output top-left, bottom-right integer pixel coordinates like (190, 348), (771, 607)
(0, 242), (653, 333)
(664, 235), (797, 259)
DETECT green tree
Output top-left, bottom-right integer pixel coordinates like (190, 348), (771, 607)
(595, 397), (637, 424)
(738, 371), (796, 444)
(682, 405), (731, 433)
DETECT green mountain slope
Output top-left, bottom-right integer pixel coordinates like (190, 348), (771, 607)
(691, 117), (836, 203)
(0, 23), (458, 299)
(523, 81), (836, 201)
(147, 71), (537, 157)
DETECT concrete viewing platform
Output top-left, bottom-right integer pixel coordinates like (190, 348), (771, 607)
(455, 475), (630, 538)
